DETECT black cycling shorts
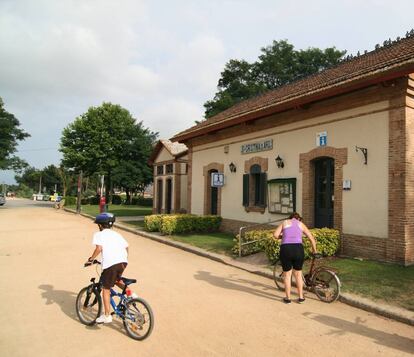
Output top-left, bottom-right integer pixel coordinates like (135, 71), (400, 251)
(280, 244), (304, 271)
(100, 262), (127, 289)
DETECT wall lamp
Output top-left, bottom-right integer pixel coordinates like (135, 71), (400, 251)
(229, 162), (237, 173)
(355, 146), (368, 165)
(275, 155), (284, 168)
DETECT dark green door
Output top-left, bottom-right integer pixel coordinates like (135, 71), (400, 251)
(211, 186), (218, 215)
(314, 158), (334, 228)
(210, 170), (218, 215)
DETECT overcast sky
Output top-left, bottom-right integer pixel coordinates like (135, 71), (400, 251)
(1, 0), (413, 184)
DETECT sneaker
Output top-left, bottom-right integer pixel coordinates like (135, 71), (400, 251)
(96, 314), (112, 324)
(298, 298), (306, 304)
(283, 298), (291, 304)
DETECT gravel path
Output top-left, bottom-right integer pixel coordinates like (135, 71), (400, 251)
(0, 204), (413, 356)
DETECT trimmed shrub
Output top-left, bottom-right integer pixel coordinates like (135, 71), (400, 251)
(64, 196), (77, 206)
(81, 198), (89, 205)
(130, 196), (153, 207)
(144, 214), (222, 235)
(233, 228), (340, 262)
(111, 194), (123, 205)
(144, 214), (165, 232)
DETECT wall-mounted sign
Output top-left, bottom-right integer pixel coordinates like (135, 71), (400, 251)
(211, 172), (224, 187)
(316, 131), (327, 147)
(343, 179), (351, 191)
(241, 139), (273, 154)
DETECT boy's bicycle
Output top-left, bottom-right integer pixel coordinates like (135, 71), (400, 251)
(272, 254), (341, 303)
(76, 260), (154, 340)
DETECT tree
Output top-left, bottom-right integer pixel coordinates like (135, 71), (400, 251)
(0, 97), (30, 171)
(204, 40), (346, 118)
(111, 124), (154, 203)
(15, 166), (41, 192)
(60, 102), (157, 201)
(15, 164), (62, 194)
(40, 165), (61, 193)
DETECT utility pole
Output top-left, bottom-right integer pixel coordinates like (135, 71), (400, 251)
(76, 170), (83, 214)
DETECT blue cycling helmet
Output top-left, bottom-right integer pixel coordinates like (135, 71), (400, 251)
(94, 212), (115, 227)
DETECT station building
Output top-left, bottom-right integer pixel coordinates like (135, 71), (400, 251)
(152, 35), (414, 265)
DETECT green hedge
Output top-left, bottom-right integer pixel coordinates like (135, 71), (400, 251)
(233, 228), (340, 263)
(64, 196), (77, 206)
(144, 214), (165, 232)
(130, 196), (153, 207)
(144, 214), (222, 235)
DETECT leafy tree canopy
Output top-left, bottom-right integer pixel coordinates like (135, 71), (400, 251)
(15, 164), (61, 194)
(0, 97), (30, 171)
(204, 40), (346, 118)
(60, 102), (157, 198)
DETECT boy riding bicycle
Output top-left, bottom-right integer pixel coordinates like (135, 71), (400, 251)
(86, 212), (129, 324)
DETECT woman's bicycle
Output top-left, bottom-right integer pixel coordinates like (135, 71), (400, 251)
(272, 254), (341, 303)
(75, 260), (154, 340)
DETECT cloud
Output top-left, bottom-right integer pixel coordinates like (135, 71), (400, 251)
(140, 98), (204, 139)
(1, 0), (413, 185)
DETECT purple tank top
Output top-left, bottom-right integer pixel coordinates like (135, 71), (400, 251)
(281, 218), (303, 245)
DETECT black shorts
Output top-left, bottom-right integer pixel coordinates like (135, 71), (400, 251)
(100, 262), (127, 289)
(280, 244), (304, 271)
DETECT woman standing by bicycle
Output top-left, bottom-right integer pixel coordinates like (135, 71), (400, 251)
(273, 212), (317, 304)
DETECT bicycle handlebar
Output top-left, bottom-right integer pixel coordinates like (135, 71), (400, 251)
(84, 259), (101, 267)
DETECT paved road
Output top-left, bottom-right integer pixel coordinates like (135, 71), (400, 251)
(0, 197), (54, 209)
(0, 203), (413, 357)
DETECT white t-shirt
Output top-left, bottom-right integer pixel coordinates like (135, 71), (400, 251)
(92, 229), (128, 269)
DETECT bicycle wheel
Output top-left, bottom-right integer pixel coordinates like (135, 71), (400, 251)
(272, 260), (290, 291)
(312, 270), (341, 303)
(76, 286), (102, 325)
(123, 298), (154, 340)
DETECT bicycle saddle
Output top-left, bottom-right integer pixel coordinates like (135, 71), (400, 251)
(121, 277), (137, 285)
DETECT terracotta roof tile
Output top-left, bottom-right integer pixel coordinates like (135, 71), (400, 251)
(173, 35), (414, 141)
(160, 139), (188, 156)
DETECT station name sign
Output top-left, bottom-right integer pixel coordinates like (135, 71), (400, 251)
(241, 139), (273, 154)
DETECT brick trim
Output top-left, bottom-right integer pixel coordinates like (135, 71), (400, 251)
(203, 162), (224, 215)
(244, 157), (268, 212)
(187, 147), (193, 213)
(386, 79), (414, 265)
(342, 234), (387, 261)
(244, 156), (269, 173)
(299, 146), (347, 232)
(174, 163), (181, 213)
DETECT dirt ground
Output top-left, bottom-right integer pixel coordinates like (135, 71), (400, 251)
(0, 203), (413, 357)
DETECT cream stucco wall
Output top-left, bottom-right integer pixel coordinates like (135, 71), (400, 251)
(190, 101), (389, 237)
(154, 147), (174, 163)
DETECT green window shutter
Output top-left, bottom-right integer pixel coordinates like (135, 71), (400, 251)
(243, 174), (249, 206)
(259, 172), (267, 207)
